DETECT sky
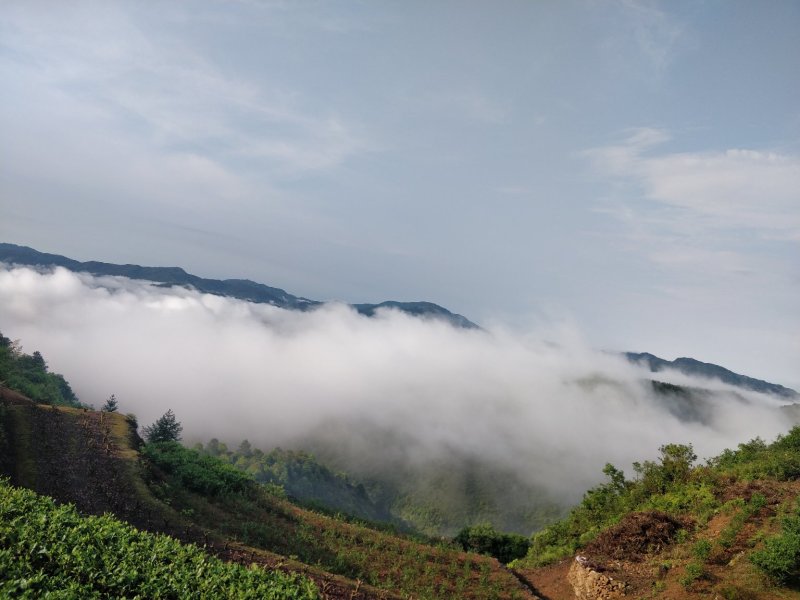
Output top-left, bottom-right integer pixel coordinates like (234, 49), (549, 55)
(1, 1), (798, 388)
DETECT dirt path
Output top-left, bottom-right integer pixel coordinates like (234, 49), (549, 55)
(514, 560), (574, 600)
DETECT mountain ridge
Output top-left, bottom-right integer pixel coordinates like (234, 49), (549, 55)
(626, 351), (797, 398)
(0, 242), (477, 328)
(3, 242), (795, 395)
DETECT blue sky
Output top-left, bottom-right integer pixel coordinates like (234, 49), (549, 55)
(1, 1), (798, 386)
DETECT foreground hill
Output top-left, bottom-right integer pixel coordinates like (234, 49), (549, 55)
(515, 433), (800, 598)
(0, 479), (318, 599)
(0, 386), (535, 600)
(0, 242), (477, 328)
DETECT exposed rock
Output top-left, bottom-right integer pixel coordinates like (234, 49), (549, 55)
(568, 557), (627, 600)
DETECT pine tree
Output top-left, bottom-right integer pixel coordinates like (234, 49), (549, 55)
(142, 409), (183, 443)
(101, 394), (119, 412)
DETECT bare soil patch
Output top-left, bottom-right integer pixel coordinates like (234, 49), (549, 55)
(514, 559), (574, 600)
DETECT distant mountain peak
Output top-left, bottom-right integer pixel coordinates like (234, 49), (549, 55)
(626, 351), (797, 398)
(0, 242), (477, 328)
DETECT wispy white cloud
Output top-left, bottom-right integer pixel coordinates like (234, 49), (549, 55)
(584, 131), (800, 387)
(0, 2), (367, 179)
(587, 128), (800, 242)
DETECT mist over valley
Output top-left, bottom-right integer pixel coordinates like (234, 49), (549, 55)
(1, 255), (794, 535)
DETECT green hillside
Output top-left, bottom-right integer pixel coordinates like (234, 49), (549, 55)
(194, 440), (397, 527)
(0, 332), (79, 407)
(0, 368), (535, 599)
(142, 441), (532, 599)
(514, 431), (800, 598)
(0, 478), (318, 599)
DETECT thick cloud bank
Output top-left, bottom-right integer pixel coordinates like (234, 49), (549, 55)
(0, 265), (791, 499)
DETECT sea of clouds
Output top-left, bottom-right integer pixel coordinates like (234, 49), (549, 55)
(0, 265), (792, 499)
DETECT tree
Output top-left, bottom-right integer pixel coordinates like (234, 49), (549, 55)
(142, 409), (183, 443)
(237, 439), (253, 458)
(633, 443), (697, 494)
(206, 438), (221, 456)
(454, 523), (531, 564)
(31, 351), (47, 371)
(101, 394), (119, 412)
(659, 443), (696, 483)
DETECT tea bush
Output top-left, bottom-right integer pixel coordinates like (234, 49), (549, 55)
(0, 478), (318, 598)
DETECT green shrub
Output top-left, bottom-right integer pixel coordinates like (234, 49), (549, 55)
(680, 561), (706, 587)
(750, 532), (800, 584)
(693, 539), (712, 561)
(719, 494), (766, 549)
(711, 429), (800, 481)
(454, 523), (530, 564)
(750, 509), (800, 584)
(642, 482), (718, 517)
(143, 441), (255, 497)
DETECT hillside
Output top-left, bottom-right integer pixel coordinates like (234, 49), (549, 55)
(0, 331), (80, 407)
(199, 436), (564, 538)
(514, 433), (800, 599)
(0, 242), (477, 328)
(0, 479), (318, 599)
(0, 386), (535, 599)
(627, 352), (798, 399)
(5, 383), (800, 599)
(194, 440), (399, 527)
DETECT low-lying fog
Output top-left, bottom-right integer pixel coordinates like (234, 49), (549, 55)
(0, 265), (792, 501)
